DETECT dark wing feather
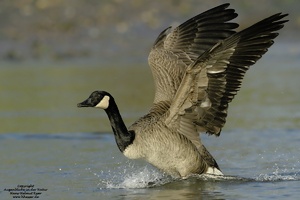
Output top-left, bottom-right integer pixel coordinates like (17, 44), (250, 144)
(165, 13), (288, 137)
(197, 13), (289, 135)
(153, 3), (238, 59)
(149, 3), (239, 103)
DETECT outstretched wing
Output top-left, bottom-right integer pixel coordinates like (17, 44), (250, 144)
(148, 3), (238, 103)
(165, 13), (288, 137)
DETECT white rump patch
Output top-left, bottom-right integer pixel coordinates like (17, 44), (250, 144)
(206, 167), (223, 176)
(95, 95), (110, 109)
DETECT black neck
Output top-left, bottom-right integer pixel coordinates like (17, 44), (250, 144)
(104, 98), (135, 152)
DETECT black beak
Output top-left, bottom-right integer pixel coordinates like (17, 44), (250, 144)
(77, 98), (92, 107)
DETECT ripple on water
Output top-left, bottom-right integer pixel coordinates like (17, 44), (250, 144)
(94, 163), (300, 189)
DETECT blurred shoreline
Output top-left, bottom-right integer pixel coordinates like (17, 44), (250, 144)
(0, 1), (299, 134)
(0, 0), (298, 63)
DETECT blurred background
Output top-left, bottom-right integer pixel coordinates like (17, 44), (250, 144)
(0, 0), (299, 133)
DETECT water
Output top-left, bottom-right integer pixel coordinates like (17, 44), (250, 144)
(0, 42), (300, 199)
(0, 130), (299, 199)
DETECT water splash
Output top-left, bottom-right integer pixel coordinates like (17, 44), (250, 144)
(107, 166), (171, 188)
(91, 155), (300, 189)
(94, 164), (300, 189)
(256, 172), (299, 182)
(187, 173), (253, 182)
(255, 166), (300, 182)
(94, 162), (172, 189)
(255, 155), (300, 182)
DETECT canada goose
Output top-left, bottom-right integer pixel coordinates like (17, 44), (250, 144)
(78, 4), (288, 178)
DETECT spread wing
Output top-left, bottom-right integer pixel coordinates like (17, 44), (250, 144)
(148, 3), (238, 103)
(165, 13), (289, 138)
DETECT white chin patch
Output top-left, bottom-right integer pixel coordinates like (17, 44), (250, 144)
(95, 95), (110, 109)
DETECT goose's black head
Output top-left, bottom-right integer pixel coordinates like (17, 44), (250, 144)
(77, 91), (112, 109)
